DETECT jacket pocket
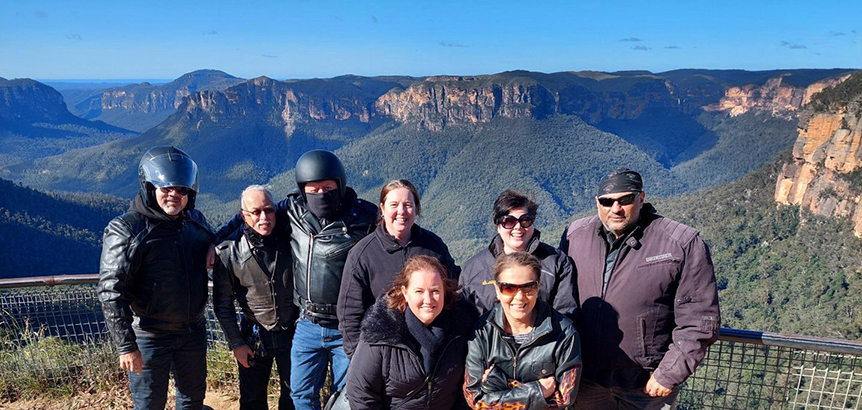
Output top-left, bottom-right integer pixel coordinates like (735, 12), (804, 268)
(635, 306), (672, 369)
(531, 362), (556, 379)
(324, 239), (357, 260)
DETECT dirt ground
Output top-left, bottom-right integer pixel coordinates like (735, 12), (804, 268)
(0, 386), (279, 410)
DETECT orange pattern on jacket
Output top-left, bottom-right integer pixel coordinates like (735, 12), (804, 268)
(463, 369), (527, 410)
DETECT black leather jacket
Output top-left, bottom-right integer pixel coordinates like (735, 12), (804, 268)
(464, 300), (582, 410)
(286, 188), (378, 321)
(216, 187), (379, 322)
(98, 206), (213, 355)
(212, 223), (299, 350)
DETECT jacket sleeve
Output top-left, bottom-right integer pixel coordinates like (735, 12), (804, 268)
(346, 342), (386, 410)
(549, 253), (579, 322)
(442, 248), (461, 282)
(558, 225), (570, 254)
(653, 235), (721, 388)
(213, 212), (243, 244)
(337, 248), (371, 358)
(548, 327), (582, 408)
(463, 328), (549, 410)
(97, 217), (139, 355)
(212, 247), (245, 350)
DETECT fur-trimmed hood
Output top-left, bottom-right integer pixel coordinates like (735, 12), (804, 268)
(359, 295), (478, 346)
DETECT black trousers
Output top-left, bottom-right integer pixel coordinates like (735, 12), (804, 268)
(239, 320), (296, 410)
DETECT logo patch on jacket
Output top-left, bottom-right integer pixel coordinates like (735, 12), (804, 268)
(645, 253), (673, 263)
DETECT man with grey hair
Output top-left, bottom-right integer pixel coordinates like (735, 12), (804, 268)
(560, 168), (720, 409)
(213, 184), (298, 410)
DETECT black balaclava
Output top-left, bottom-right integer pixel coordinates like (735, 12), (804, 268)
(305, 189), (342, 221)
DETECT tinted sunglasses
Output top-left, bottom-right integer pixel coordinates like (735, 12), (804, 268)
(597, 192), (639, 208)
(498, 214), (535, 229)
(242, 207), (276, 218)
(497, 281), (539, 296)
(158, 186), (190, 196)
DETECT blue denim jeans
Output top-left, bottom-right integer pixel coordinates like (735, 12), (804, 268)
(289, 317), (350, 410)
(129, 324), (207, 410)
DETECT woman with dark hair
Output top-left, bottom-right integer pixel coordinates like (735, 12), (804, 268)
(464, 252), (582, 410)
(460, 190), (577, 318)
(338, 179), (460, 358)
(346, 255), (478, 410)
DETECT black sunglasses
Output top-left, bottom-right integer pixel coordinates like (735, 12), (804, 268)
(159, 186), (190, 196)
(498, 214), (535, 230)
(597, 192), (639, 208)
(497, 281), (539, 296)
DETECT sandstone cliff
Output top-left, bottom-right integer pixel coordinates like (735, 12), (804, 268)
(373, 71), (683, 131)
(775, 74), (862, 237)
(704, 74), (850, 119)
(179, 76), (380, 138)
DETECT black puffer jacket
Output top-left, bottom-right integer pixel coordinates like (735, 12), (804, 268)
(459, 230), (578, 319)
(98, 194), (213, 355)
(215, 187), (377, 322)
(338, 223), (461, 357)
(212, 221), (298, 350)
(346, 296), (479, 410)
(464, 300), (582, 410)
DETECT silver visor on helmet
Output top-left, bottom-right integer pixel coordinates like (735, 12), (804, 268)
(139, 151), (199, 192)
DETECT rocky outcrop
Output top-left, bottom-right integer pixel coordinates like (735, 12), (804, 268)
(775, 74), (862, 237)
(705, 75), (850, 119)
(374, 72), (682, 131)
(180, 76), (377, 138)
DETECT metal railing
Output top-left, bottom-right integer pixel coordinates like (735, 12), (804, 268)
(1, 275), (861, 409)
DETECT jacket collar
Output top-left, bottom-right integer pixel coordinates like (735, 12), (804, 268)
(489, 229), (542, 257)
(593, 203), (659, 250)
(376, 223), (424, 253)
(236, 225), (289, 276)
(360, 295), (478, 346)
(488, 299), (554, 344)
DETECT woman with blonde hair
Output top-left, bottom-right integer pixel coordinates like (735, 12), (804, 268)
(464, 252), (582, 410)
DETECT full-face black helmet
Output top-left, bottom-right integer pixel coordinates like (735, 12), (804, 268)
(295, 150), (347, 196)
(138, 146), (199, 210)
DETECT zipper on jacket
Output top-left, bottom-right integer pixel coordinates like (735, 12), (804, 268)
(306, 233), (314, 304)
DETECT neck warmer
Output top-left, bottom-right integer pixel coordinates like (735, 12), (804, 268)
(405, 307), (450, 375)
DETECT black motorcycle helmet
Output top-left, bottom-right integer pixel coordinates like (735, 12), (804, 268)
(295, 150), (347, 197)
(138, 146), (199, 210)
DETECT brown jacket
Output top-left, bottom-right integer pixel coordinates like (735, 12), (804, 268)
(560, 204), (720, 389)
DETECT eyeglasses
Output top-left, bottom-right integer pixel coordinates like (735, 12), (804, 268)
(158, 186), (190, 196)
(241, 207), (276, 218)
(497, 281), (539, 296)
(498, 214), (535, 230)
(597, 192), (639, 208)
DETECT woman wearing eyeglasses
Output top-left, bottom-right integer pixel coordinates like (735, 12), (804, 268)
(345, 255), (478, 410)
(464, 252), (582, 410)
(337, 179), (460, 358)
(460, 190), (578, 318)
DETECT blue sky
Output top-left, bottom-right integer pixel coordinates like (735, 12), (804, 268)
(2, 0), (860, 80)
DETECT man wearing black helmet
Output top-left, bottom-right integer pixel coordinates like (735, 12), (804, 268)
(98, 146), (213, 410)
(215, 150), (377, 410)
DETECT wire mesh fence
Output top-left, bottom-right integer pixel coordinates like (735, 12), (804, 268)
(1, 276), (861, 408)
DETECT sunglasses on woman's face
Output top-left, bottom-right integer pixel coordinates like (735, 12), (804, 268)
(498, 214), (535, 230)
(497, 281), (539, 296)
(597, 192), (639, 208)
